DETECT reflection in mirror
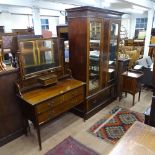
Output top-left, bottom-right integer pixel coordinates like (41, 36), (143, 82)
(108, 23), (119, 82)
(36, 40), (55, 65)
(111, 24), (118, 37)
(64, 40), (69, 63)
(20, 41), (37, 68)
(89, 21), (101, 92)
(19, 39), (60, 76)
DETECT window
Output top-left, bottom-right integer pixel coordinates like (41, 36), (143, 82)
(41, 19), (49, 30)
(136, 18), (147, 29)
(135, 18), (147, 38)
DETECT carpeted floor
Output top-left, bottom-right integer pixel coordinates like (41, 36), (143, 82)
(88, 107), (144, 144)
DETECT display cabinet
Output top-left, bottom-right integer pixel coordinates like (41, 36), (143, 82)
(66, 6), (123, 118)
(16, 37), (85, 150)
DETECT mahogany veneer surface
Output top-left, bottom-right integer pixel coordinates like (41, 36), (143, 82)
(109, 121), (155, 155)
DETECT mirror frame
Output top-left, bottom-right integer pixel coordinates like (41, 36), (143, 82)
(18, 37), (63, 80)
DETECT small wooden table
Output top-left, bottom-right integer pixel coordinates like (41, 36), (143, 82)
(119, 71), (143, 105)
(109, 121), (155, 155)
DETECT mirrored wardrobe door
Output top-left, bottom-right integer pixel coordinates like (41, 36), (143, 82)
(108, 22), (119, 83)
(88, 19), (102, 93)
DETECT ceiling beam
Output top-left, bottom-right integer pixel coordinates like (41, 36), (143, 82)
(121, 0), (155, 9)
(0, 0), (78, 11)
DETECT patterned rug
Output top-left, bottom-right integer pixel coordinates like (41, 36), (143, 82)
(45, 136), (100, 155)
(88, 106), (144, 144)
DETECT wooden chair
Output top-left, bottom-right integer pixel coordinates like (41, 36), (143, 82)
(0, 54), (6, 71)
(127, 39), (134, 46)
(149, 36), (155, 59)
(150, 36), (155, 44)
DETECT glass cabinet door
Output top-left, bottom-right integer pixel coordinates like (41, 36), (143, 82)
(108, 22), (119, 83)
(89, 20), (102, 93)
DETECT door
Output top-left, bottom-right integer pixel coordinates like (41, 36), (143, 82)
(88, 18), (103, 94)
(107, 20), (120, 84)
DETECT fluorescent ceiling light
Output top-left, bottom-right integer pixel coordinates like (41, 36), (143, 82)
(126, 8), (144, 14)
(102, 2), (111, 8)
(104, 0), (119, 3)
(86, 0), (95, 4)
(132, 5), (148, 11)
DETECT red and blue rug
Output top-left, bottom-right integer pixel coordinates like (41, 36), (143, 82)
(88, 107), (144, 144)
(45, 136), (100, 155)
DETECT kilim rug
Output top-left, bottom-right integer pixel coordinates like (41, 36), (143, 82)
(88, 106), (144, 144)
(45, 136), (100, 155)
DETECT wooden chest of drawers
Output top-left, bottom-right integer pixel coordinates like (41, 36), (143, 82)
(36, 86), (84, 124)
(18, 78), (85, 150)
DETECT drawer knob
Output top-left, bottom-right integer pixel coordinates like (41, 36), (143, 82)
(48, 112), (52, 118)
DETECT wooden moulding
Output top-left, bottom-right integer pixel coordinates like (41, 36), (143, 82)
(37, 74), (58, 86)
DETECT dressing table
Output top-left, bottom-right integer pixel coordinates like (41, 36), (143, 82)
(16, 38), (85, 150)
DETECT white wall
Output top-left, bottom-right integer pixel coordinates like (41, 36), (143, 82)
(40, 16), (59, 36)
(11, 14), (33, 29)
(121, 14), (130, 38)
(152, 12), (155, 28)
(58, 16), (66, 25)
(0, 12), (12, 32)
(0, 11), (64, 35)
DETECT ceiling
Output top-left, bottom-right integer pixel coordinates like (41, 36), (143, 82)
(0, 0), (154, 14)
(41, 0), (155, 14)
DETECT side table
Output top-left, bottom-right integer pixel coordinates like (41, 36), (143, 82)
(119, 71), (143, 105)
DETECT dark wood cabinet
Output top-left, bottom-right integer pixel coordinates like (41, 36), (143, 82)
(66, 6), (123, 118)
(0, 69), (24, 146)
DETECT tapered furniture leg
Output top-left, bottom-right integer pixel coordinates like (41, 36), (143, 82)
(125, 92), (127, 97)
(138, 90), (141, 101)
(36, 126), (42, 150)
(24, 119), (29, 136)
(133, 95), (135, 106)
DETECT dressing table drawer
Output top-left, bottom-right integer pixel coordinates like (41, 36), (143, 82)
(36, 96), (63, 114)
(64, 86), (84, 101)
(37, 110), (53, 124)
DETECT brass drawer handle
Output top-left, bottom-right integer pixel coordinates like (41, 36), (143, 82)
(52, 110), (55, 114)
(48, 103), (51, 107)
(48, 112), (52, 118)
